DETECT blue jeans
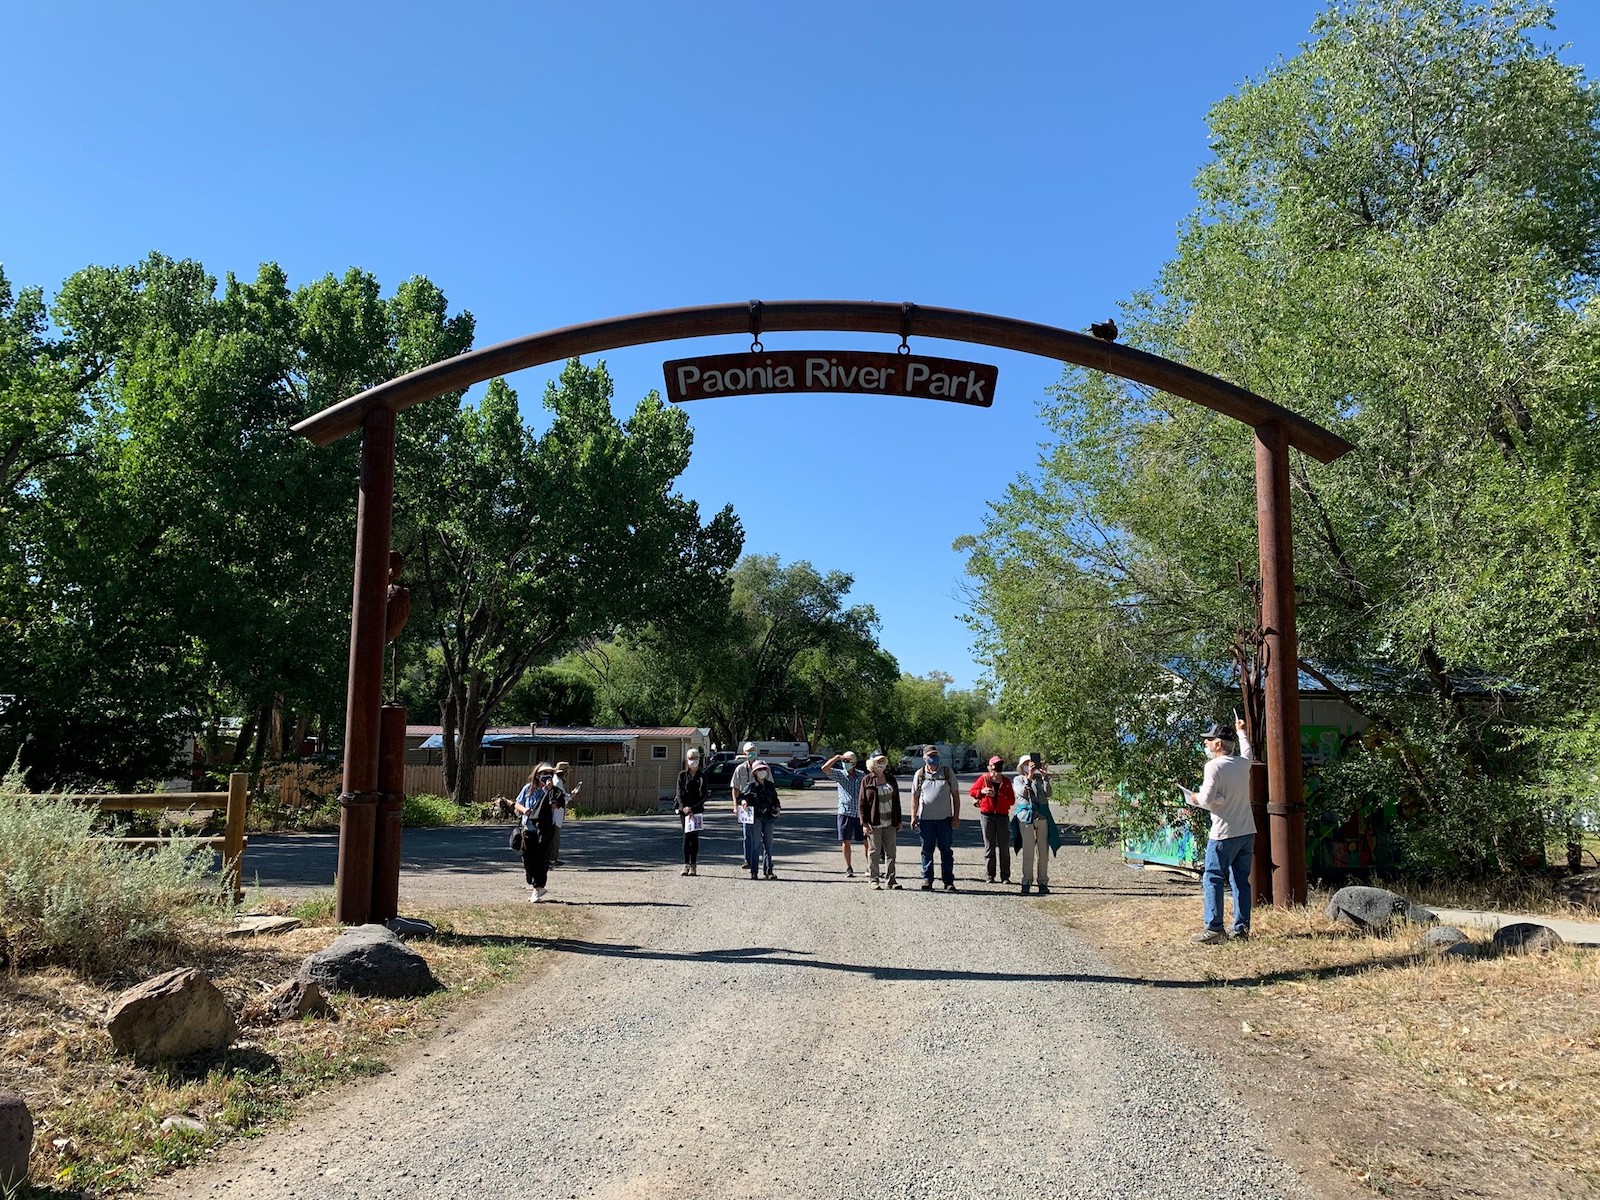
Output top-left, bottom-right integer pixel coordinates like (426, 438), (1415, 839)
(746, 818), (775, 876)
(1203, 833), (1254, 934)
(918, 817), (954, 885)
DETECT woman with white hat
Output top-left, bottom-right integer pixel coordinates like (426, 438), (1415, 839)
(740, 760), (783, 880)
(858, 753), (902, 889)
(676, 748), (710, 876)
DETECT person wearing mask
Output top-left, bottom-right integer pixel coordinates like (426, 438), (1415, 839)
(676, 748), (710, 876)
(858, 753), (902, 890)
(740, 760), (783, 880)
(730, 740), (758, 871)
(969, 755), (1016, 885)
(548, 761), (580, 866)
(818, 750), (864, 877)
(910, 744), (961, 892)
(1178, 717), (1254, 943)
(1012, 754), (1057, 895)
(514, 762), (558, 902)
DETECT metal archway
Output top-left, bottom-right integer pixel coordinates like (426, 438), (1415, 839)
(293, 300), (1354, 923)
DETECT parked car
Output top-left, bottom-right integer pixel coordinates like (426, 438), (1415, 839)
(702, 759), (816, 793)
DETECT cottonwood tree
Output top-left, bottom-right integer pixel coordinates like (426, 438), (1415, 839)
(964, 0), (1600, 871)
(399, 361), (740, 805)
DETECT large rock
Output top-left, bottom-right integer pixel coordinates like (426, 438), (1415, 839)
(1421, 925), (1469, 951)
(299, 924), (440, 998)
(106, 969), (237, 1064)
(1325, 886), (1437, 934)
(1493, 922), (1564, 955)
(0, 1093), (31, 1191)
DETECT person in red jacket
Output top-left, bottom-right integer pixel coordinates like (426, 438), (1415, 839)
(970, 756), (1016, 884)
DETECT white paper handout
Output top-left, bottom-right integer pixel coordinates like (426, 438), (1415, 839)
(684, 812), (705, 833)
(736, 804), (755, 825)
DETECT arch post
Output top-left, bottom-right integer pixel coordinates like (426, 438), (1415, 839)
(335, 405), (396, 925)
(1253, 419), (1309, 907)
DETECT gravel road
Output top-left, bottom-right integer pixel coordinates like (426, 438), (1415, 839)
(155, 792), (1310, 1200)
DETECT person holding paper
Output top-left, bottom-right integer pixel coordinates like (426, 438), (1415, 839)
(676, 748), (710, 877)
(1178, 717), (1254, 944)
(858, 753), (902, 889)
(741, 760), (782, 880)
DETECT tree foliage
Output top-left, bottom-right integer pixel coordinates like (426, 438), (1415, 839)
(964, 0), (1600, 872)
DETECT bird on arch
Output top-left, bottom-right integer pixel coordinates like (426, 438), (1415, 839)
(1088, 318), (1119, 342)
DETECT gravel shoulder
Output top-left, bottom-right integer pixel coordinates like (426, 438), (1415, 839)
(152, 795), (1312, 1200)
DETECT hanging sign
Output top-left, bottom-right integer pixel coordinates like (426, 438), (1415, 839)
(662, 350), (997, 407)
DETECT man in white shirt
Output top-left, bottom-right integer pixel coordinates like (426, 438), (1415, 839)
(1178, 718), (1254, 944)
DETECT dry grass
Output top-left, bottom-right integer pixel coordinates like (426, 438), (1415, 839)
(1049, 888), (1600, 1196)
(0, 901), (573, 1197)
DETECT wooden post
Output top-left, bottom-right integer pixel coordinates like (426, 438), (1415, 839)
(336, 406), (396, 925)
(371, 703), (407, 922)
(223, 772), (248, 901)
(1248, 761), (1272, 910)
(1254, 420), (1309, 907)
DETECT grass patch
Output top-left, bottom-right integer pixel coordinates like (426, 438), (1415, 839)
(1046, 885), (1600, 1195)
(2, 903), (573, 1196)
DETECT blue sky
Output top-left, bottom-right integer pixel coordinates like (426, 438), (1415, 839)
(7, 2), (1600, 692)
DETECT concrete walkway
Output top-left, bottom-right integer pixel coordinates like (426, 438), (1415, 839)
(1427, 905), (1600, 946)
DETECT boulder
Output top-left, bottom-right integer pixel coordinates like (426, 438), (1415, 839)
(1325, 886), (1437, 934)
(106, 969), (237, 1064)
(1442, 941), (1480, 960)
(383, 916), (437, 940)
(1493, 922), (1564, 956)
(1421, 925), (1469, 951)
(299, 924), (439, 998)
(263, 978), (334, 1022)
(0, 1093), (31, 1191)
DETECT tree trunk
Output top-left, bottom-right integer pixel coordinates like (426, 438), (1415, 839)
(229, 715), (257, 768)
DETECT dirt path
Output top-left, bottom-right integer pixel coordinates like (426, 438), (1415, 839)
(152, 797), (1309, 1199)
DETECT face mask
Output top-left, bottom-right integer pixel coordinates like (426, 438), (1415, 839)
(925, 756), (939, 766)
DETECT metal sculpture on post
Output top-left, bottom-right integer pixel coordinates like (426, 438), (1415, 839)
(294, 300), (1351, 913)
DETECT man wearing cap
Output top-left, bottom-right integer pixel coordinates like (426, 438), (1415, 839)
(818, 750), (864, 877)
(1178, 717), (1254, 944)
(730, 741), (757, 870)
(911, 744), (961, 891)
(970, 755), (1016, 884)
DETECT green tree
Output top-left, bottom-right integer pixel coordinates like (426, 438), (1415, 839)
(964, 0), (1600, 872)
(399, 361), (740, 805)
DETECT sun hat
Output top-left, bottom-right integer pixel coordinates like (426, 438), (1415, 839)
(752, 759), (771, 774)
(987, 755), (1004, 767)
(554, 761), (571, 773)
(866, 753), (888, 770)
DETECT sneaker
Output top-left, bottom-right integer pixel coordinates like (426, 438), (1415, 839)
(1001, 877), (1012, 885)
(528, 890), (540, 902)
(1191, 930), (1223, 945)
(681, 867), (691, 876)
(1020, 883), (1032, 895)
(872, 882), (882, 890)
(986, 876), (996, 884)
(1037, 884), (1051, 896)
(765, 873), (777, 880)
(689, 866), (698, 876)
(846, 866), (855, 878)
(1230, 928), (1250, 941)
(920, 882), (934, 891)
(944, 882), (958, 892)
(889, 881), (902, 890)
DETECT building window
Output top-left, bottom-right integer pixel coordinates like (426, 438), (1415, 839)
(651, 744), (668, 760)
(577, 747), (595, 765)
(480, 747), (504, 766)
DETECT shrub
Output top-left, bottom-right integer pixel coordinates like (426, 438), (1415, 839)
(402, 793), (472, 828)
(0, 792), (232, 973)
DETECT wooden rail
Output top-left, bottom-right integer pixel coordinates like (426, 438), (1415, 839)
(43, 772), (249, 899)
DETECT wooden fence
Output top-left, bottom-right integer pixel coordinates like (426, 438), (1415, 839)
(262, 760), (656, 814)
(3, 772), (250, 900)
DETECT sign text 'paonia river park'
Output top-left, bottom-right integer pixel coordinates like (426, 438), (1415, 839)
(662, 349), (998, 406)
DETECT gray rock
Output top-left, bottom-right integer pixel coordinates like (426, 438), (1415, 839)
(299, 924), (440, 998)
(264, 978), (334, 1021)
(1421, 925), (1468, 951)
(1442, 942), (1480, 959)
(384, 916), (437, 940)
(106, 969), (237, 1064)
(226, 914), (303, 938)
(0, 1093), (31, 1190)
(158, 1114), (206, 1134)
(1493, 922), (1564, 955)
(1325, 885), (1436, 933)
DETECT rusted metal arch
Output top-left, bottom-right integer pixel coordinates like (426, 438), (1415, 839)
(298, 300), (1350, 922)
(292, 300), (1353, 464)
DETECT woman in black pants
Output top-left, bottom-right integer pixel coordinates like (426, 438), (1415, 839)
(676, 749), (710, 876)
(515, 762), (557, 902)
